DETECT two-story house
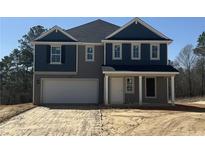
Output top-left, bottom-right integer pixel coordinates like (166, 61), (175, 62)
(32, 18), (179, 105)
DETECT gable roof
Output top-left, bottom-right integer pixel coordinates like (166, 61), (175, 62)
(105, 18), (172, 41)
(35, 25), (78, 42)
(34, 18), (172, 44)
(66, 19), (120, 43)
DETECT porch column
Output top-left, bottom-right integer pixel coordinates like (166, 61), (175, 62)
(171, 76), (175, 105)
(104, 75), (109, 104)
(139, 76), (142, 105)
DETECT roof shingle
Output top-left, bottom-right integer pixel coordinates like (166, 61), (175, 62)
(66, 19), (120, 43)
(102, 65), (179, 72)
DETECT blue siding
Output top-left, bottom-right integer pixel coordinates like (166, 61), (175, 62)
(106, 43), (167, 65)
(37, 31), (76, 42)
(35, 45), (76, 72)
(108, 22), (168, 40)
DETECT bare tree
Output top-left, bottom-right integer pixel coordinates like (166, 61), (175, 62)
(194, 32), (205, 96)
(175, 44), (196, 97)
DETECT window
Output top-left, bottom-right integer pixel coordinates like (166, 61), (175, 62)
(131, 43), (141, 60)
(125, 77), (134, 93)
(50, 46), (61, 64)
(145, 77), (156, 97)
(86, 46), (94, 62)
(150, 44), (160, 60)
(112, 44), (122, 60)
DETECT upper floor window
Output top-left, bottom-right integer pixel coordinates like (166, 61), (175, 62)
(131, 43), (141, 60)
(85, 46), (94, 62)
(150, 44), (160, 60)
(112, 43), (122, 60)
(125, 77), (134, 93)
(50, 46), (61, 64)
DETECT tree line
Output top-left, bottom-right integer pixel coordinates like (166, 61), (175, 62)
(0, 26), (47, 104)
(173, 32), (205, 98)
(0, 25), (204, 104)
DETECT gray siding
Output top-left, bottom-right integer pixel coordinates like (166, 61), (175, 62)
(34, 45), (104, 104)
(125, 77), (167, 104)
(108, 76), (168, 104)
(37, 31), (76, 42)
(108, 22), (168, 40)
(142, 77), (168, 104)
(125, 77), (139, 104)
(35, 45), (76, 72)
(106, 43), (167, 65)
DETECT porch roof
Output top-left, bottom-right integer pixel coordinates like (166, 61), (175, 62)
(102, 65), (179, 75)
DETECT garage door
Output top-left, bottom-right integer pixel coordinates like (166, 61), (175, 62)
(41, 78), (98, 104)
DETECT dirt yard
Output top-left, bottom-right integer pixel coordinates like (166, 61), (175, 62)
(101, 98), (205, 135)
(101, 107), (205, 135)
(0, 98), (205, 136)
(0, 103), (35, 123)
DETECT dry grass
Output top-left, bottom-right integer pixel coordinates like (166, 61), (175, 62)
(0, 103), (35, 123)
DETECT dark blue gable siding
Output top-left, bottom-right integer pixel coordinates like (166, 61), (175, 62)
(106, 43), (167, 65)
(108, 22), (168, 40)
(35, 45), (76, 72)
(37, 31), (76, 42)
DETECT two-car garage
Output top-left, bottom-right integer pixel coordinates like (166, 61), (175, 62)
(40, 78), (99, 104)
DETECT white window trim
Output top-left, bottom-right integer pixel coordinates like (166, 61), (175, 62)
(125, 77), (135, 94)
(131, 43), (141, 60)
(145, 77), (157, 98)
(85, 45), (95, 62)
(112, 43), (122, 60)
(150, 44), (160, 60)
(50, 45), (62, 64)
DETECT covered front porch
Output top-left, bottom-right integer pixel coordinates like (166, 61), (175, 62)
(103, 65), (179, 106)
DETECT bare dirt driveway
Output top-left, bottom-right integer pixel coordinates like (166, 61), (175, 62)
(0, 106), (101, 136)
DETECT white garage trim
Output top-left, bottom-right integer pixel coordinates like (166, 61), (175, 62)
(40, 78), (99, 104)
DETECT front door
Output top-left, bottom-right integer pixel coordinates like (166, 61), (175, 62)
(110, 77), (124, 104)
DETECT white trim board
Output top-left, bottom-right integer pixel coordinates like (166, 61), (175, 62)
(104, 42), (106, 65)
(34, 71), (77, 75)
(32, 41), (103, 45)
(103, 71), (179, 76)
(101, 40), (172, 44)
(105, 17), (171, 40)
(34, 26), (78, 42)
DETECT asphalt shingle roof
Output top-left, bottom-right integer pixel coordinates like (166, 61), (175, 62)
(102, 65), (179, 72)
(66, 19), (120, 43)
